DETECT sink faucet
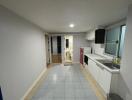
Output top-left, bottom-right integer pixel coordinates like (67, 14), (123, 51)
(112, 56), (120, 65)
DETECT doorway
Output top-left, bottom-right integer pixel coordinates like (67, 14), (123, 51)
(45, 35), (50, 66)
(0, 87), (3, 100)
(51, 36), (62, 63)
(64, 35), (73, 63)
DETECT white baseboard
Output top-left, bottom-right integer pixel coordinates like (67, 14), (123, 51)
(21, 67), (47, 100)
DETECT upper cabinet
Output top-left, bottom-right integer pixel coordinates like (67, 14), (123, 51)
(86, 29), (105, 44)
(95, 29), (105, 44)
(86, 30), (95, 40)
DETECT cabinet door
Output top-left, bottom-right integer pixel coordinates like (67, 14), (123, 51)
(91, 62), (99, 82)
(87, 59), (93, 73)
(87, 60), (112, 94)
(88, 59), (99, 82)
(98, 66), (105, 88)
(93, 64), (100, 82)
(88, 59), (96, 75)
(98, 67), (112, 94)
(103, 69), (112, 94)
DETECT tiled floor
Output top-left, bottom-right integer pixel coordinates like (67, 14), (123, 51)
(32, 64), (98, 100)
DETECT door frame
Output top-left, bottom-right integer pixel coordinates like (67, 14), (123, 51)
(50, 35), (62, 63)
(64, 35), (73, 63)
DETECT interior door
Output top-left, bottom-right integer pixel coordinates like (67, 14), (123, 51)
(64, 35), (73, 63)
(51, 36), (62, 63)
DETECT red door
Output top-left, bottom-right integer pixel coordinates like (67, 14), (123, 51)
(80, 48), (84, 64)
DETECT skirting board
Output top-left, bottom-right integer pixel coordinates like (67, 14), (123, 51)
(63, 62), (80, 64)
(21, 67), (47, 100)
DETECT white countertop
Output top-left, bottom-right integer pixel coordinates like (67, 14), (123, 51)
(85, 54), (120, 74)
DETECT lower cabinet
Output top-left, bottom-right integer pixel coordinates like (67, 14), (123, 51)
(87, 58), (112, 95)
(98, 67), (112, 94)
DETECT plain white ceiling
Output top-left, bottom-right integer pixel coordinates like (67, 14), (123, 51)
(0, 0), (132, 32)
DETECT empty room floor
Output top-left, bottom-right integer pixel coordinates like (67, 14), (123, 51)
(31, 64), (98, 100)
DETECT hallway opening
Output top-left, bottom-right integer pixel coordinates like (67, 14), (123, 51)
(51, 36), (62, 63)
(64, 35), (73, 63)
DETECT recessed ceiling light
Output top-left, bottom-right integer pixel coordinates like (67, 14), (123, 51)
(69, 24), (75, 28)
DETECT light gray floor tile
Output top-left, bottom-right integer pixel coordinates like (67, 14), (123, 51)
(31, 64), (97, 100)
(65, 97), (75, 100)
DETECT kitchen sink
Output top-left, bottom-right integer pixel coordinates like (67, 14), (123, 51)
(96, 59), (112, 63)
(96, 59), (120, 69)
(103, 63), (120, 69)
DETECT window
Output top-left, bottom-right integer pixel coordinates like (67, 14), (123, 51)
(118, 25), (126, 57)
(105, 25), (126, 57)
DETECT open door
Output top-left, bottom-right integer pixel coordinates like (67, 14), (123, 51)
(45, 35), (50, 66)
(64, 35), (73, 63)
(51, 36), (62, 63)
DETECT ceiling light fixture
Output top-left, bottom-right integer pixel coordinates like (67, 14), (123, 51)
(69, 24), (75, 28)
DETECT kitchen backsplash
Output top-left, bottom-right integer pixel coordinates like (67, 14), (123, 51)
(90, 42), (113, 59)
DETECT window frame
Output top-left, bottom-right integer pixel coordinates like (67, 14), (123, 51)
(104, 24), (126, 57)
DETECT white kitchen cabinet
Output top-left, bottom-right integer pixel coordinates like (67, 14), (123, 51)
(86, 30), (95, 40)
(88, 59), (94, 76)
(103, 69), (112, 94)
(88, 59), (94, 74)
(91, 62), (99, 82)
(87, 58), (112, 95)
(88, 59), (99, 82)
(94, 64), (101, 83)
(97, 65), (112, 94)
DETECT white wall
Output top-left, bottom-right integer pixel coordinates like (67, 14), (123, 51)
(116, 5), (132, 100)
(89, 20), (126, 59)
(73, 33), (90, 62)
(52, 36), (58, 54)
(0, 6), (46, 100)
(49, 33), (90, 63)
(90, 43), (113, 59)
